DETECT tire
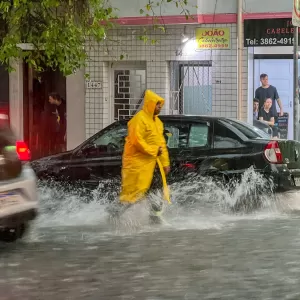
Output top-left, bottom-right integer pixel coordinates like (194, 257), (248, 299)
(0, 223), (28, 243)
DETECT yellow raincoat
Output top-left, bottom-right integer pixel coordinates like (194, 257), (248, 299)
(120, 90), (170, 204)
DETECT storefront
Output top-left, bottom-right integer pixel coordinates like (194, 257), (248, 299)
(84, 23), (241, 139)
(244, 18), (296, 140)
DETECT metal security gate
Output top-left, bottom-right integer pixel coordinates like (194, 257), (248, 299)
(113, 68), (146, 120)
(170, 61), (212, 115)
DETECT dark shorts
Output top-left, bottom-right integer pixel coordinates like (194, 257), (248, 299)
(270, 126), (279, 137)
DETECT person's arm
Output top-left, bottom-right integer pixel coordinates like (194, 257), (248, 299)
(274, 87), (283, 116)
(131, 121), (160, 157)
(267, 117), (275, 126)
(260, 116), (274, 126)
(158, 127), (170, 173)
(254, 88), (259, 99)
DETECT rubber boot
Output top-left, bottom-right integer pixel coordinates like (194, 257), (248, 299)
(149, 200), (163, 225)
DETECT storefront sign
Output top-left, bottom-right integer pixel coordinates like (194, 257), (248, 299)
(195, 27), (230, 50)
(244, 18), (300, 47)
(86, 80), (102, 89)
(277, 113), (289, 139)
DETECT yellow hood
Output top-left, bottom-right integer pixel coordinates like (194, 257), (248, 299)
(142, 90), (165, 116)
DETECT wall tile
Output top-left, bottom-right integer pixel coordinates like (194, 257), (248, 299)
(85, 24), (246, 137)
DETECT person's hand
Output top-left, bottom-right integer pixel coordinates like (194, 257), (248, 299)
(163, 166), (171, 175)
(157, 146), (163, 156)
(279, 110), (284, 117)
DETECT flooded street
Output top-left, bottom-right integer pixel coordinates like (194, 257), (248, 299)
(1, 172), (300, 299)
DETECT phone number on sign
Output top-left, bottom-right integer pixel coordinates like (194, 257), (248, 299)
(200, 44), (229, 48)
(259, 37), (294, 45)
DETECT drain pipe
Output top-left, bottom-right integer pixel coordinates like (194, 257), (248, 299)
(237, 0), (243, 120)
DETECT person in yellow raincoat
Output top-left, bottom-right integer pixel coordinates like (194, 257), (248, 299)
(109, 89), (171, 222)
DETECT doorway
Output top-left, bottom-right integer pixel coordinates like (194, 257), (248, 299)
(23, 63), (66, 159)
(111, 62), (146, 121)
(0, 64), (9, 116)
(170, 61), (212, 115)
(254, 59), (293, 140)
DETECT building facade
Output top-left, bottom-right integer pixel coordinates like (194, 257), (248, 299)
(84, 0), (295, 139)
(8, 0), (295, 151)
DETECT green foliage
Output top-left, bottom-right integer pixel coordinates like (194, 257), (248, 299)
(138, 0), (192, 45)
(0, 0), (116, 75)
(0, 0), (190, 76)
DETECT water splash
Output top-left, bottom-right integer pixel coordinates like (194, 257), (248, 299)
(31, 167), (292, 234)
(168, 167), (277, 213)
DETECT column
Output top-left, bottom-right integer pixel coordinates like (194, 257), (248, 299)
(9, 59), (23, 140)
(66, 68), (86, 150)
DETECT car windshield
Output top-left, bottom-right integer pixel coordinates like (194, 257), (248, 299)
(222, 119), (270, 139)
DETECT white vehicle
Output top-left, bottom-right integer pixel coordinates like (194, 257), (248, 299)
(0, 123), (38, 242)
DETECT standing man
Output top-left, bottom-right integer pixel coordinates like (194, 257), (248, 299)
(109, 89), (171, 223)
(48, 92), (67, 152)
(255, 74), (283, 117)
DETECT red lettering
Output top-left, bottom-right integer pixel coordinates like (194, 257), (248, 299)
(266, 27), (294, 34)
(202, 29), (226, 37)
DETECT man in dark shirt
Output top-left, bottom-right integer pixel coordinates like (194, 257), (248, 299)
(255, 73), (283, 117)
(258, 98), (278, 138)
(49, 92), (67, 151)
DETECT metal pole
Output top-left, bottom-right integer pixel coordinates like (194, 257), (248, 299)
(237, 0), (243, 120)
(293, 26), (299, 141)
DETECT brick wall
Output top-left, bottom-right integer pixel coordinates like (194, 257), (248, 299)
(85, 24), (248, 138)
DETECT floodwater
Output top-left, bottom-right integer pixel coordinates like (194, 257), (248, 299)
(1, 168), (300, 299)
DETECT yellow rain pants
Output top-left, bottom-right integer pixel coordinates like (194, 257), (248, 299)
(119, 89), (170, 204)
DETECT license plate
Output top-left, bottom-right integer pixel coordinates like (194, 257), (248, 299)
(0, 191), (23, 207)
(295, 177), (300, 187)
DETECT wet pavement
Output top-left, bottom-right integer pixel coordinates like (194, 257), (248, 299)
(1, 174), (300, 299)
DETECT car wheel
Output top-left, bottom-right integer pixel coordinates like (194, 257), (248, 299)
(0, 223), (28, 243)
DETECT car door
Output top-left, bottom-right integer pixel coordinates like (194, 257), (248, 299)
(163, 120), (213, 184)
(205, 120), (252, 177)
(66, 122), (128, 187)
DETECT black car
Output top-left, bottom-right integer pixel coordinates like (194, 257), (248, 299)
(31, 115), (300, 201)
(253, 119), (273, 137)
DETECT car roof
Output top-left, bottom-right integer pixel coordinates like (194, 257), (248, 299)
(118, 115), (229, 123)
(160, 115), (227, 121)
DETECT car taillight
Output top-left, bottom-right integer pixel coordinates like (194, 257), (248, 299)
(16, 141), (31, 161)
(263, 141), (283, 164)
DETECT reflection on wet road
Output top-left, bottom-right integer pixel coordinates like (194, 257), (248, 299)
(1, 172), (300, 299)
